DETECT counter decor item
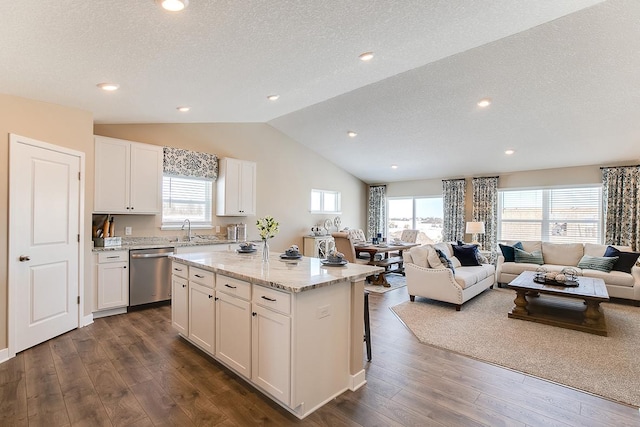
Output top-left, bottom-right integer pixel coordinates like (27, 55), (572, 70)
(256, 215), (279, 262)
(281, 245), (302, 260)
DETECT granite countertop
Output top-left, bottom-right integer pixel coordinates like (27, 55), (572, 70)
(92, 236), (253, 252)
(170, 251), (384, 293)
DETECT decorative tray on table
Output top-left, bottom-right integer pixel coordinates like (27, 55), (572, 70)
(321, 259), (348, 266)
(279, 254), (302, 260)
(533, 277), (579, 287)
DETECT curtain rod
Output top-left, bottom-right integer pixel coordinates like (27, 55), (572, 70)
(442, 178), (465, 182)
(600, 165), (640, 169)
(472, 176), (499, 179)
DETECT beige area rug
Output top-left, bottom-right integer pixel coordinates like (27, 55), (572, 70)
(391, 288), (640, 407)
(365, 274), (407, 293)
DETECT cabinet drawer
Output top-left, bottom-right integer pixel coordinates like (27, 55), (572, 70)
(189, 267), (215, 288)
(253, 285), (291, 315)
(98, 251), (128, 263)
(216, 275), (251, 300)
(171, 262), (188, 279)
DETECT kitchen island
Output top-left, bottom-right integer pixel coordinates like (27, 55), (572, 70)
(169, 250), (383, 419)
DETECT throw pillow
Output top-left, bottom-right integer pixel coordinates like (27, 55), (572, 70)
(452, 244), (481, 266)
(435, 248), (455, 274)
(603, 246), (640, 274)
(426, 246), (443, 268)
(577, 255), (619, 273)
(514, 248), (544, 265)
(476, 251), (489, 264)
(409, 245), (430, 268)
(499, 242), (524, 262)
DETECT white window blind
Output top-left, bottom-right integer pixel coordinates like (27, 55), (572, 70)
(498, 186), (602, 243)
(162, 175), (213, 228)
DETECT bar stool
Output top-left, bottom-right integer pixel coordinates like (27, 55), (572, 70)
(364, 291), (372, 361)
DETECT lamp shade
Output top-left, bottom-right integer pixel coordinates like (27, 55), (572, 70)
(465, 221), (485, 234)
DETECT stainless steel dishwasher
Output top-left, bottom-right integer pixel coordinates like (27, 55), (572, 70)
(129, 247), (175, 307)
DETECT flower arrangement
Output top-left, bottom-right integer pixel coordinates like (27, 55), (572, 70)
(256, 216), (279, 240)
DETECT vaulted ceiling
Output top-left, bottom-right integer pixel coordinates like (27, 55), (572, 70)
(2, 0), (639, 183)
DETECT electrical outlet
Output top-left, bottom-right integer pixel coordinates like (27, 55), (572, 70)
(317, 304), (330, 319)
(125, 226), (132, 236)
(215, 225), (220, 233)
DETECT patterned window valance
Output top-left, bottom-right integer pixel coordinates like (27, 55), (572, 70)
(163, 147), (218, 180)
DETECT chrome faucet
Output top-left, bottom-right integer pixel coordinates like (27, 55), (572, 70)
(181, 219), (192, 241)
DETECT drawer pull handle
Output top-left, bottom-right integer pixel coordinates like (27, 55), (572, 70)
(107, 256), (118, 259)
(195, 274), (204, 278)
(261, 296), (276, 302)
(224, 284), (237, 289)
(174, 268), (182, 271)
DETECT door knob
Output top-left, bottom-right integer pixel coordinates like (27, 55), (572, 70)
(19, 255), (31, 262)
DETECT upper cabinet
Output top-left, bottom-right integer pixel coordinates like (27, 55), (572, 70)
(94, 136), (163, 214)
(216, 157), (256, 216)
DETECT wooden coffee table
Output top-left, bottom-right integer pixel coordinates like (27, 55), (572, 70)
(507, 271), (609, 336)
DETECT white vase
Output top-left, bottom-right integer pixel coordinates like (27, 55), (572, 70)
(262, 239), (269, 262)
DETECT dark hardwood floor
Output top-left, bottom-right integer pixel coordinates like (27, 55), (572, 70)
(2, 286), (639, 426)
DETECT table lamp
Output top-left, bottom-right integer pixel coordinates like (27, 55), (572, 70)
(466, 221), (485, 246)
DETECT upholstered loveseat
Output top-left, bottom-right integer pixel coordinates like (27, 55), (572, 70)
(405, 242), (496, 310)
(496, 241), (640, 304)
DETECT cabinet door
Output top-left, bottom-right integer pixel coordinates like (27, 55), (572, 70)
(189, 282), (215, 354)
(96, 262), (128, 309)
(239, 161), (256, 215)
(172, 275), (189, 335)
(129, 142), (162, 214)
(215, 292), (251, 378)
(252, 305), (291, 405)
(94, 136), (129, 213)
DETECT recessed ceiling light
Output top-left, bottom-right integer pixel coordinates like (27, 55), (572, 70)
(359, 52), (374, 61)
(347, 131), (357, 138)
(267, 94), (280, 101)
(97, 83), (119, 91)
(505, 149), (515, 155)
(177, 106), (190, 112)
(156, 0), (189, 12)
(477, 98), (492, 108)
(391, 165), (398, 169)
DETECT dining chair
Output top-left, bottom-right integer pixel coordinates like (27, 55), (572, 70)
(331, 232), (370, 264)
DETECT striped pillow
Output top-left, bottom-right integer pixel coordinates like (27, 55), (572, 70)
(514, 248), (544, 265)
(577, 255), (619, 272)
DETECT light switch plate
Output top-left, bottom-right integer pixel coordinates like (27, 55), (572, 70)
(125, 226), (132, 236)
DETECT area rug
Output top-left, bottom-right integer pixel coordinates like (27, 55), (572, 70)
(365, 274), (406, 294)
(391, 288), (640, 407)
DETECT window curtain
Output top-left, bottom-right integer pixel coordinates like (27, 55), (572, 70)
(602, 166), (640, 250)
(472, 176), (499, 253)
(367, 185), (387, 240)
(442, 178), (466, 242)
(163, 147), (218, 179)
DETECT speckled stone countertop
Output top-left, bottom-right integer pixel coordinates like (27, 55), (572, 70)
(170, 251), (384, 293)
(92, 236), (254, 252)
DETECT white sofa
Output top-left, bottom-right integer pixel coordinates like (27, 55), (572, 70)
(496, 241), (640, 304)
(405, 243), (496, 311)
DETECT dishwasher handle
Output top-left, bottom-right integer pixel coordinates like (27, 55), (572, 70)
(130, 252), (174, 259)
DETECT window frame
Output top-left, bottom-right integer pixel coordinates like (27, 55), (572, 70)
(497, 185), (603, 244)
(387, 196), (443, 244)
(310, 189), (342, 214)
(161, 174), (214, 230)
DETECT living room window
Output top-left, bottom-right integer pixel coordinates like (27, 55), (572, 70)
(310, 189), (341, 214)
(498, 186), (602, 243)
(162, 174), (213, 229)
(387, 197), (443, 244)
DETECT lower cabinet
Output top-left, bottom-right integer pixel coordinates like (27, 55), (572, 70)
(189, 282), (215, 353)
(215, 290), (251, 377)
(95, 250), (129, 312)
(171, 275), (189, 335)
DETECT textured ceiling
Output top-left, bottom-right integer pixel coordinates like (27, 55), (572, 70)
(2, 0), (639, 183)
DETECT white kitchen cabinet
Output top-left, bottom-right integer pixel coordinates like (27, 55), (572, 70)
(215, 275), (251, 378)
(303, 235), (335, 258)
(189, 282), (215, 354)
(216, 157), (256, 216)
(94, 135), (163, 214)
(171, 275), (189, 336)
(251, 285), (291, 405)
(96, 251), (129, 310)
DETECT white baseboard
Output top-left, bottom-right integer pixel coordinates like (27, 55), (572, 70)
(349, 370), (366, 391)
(0, 348), (9, 364)
(82, 313), (94, 327)
(92, 307), (127, 319)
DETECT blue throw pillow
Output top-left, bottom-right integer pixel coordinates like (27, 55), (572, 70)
(452, 244), (480, 266)
(499, 242), (523, 262)
(604, 246), (640, 274)
(578, 255), (619, 273)
(435, 248), (455, 274)
(514, 248), (544, 265)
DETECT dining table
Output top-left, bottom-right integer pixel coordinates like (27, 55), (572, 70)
(354, 241), (419, 286)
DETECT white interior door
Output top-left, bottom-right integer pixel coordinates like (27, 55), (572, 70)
(9, 134), (82, 355)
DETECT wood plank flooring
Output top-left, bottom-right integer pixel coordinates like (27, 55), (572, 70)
(2, 287), (639, 426)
